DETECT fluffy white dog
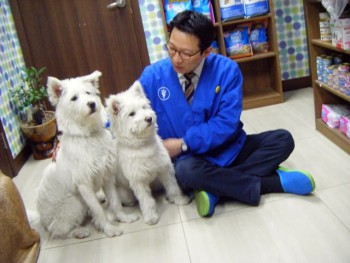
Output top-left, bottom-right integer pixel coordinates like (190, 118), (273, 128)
(106, 81), (191, 225)
(37, 71), (138, 239)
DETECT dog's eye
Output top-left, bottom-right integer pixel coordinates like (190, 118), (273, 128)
(71, 96), (78, 101)
(129, 112), (135, 117)
(86, 91), (90, 95)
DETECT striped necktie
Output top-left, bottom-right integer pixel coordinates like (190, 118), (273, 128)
(184, 72), (195, 104)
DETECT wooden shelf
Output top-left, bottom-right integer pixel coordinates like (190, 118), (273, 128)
(304, 0), (350, 154)
(222, 14), (272, 26)
(234, 51), (276, 63)
(311, 39), (350, 55)
(315, 80), (350, 102)
(211, 0), (283, 109)
(243, 90), (283, 109)
(316, 119), (350, 154)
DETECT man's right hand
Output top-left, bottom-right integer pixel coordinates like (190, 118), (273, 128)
(162, 138), (182, 158)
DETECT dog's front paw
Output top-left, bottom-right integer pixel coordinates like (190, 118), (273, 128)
(103, 223), (123, 237)
(167, 194), (191, 205)
(71, 227), (91, 239)
(144, 212), (159, 225)
(175, 195), (191, 205)
(116, 212), (139, 223)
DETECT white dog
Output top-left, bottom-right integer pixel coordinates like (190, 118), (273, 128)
(106, 81), (191, 225)
(37, 71), (138, 239)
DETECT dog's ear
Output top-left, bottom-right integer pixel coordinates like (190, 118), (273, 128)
(106, 95), (120, 115)
(83, 70), (102, 89)
(112, 100), (120, 115)
(129, 81), (146, 98)
(47, 77), (63, 106)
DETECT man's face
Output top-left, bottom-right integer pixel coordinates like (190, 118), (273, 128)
(167, 27), (211, 75)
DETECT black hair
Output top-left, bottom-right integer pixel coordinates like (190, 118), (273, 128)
(169, 10), (215, 53)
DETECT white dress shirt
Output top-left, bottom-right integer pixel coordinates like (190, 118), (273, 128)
(178, 58), (205, 92)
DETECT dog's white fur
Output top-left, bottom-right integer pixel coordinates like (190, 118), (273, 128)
(106, 81), (190, 225)
(37, 71), (138, 239)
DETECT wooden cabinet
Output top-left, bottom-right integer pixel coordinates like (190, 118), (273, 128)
(160, 0), (283, 109)
(211, 0), (283, 109)
(304, 0), (350, 154)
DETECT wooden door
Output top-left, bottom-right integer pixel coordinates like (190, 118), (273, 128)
(10, 0), (150, 100)
(0, 130), (13, 177)
(7, 0), (150, 176)
(0, 123), (31, 178)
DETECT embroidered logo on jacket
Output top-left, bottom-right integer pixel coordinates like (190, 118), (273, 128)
(158, 87), (170, 101)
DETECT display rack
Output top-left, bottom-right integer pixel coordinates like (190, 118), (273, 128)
(160, 0), (283, 109)
(304, 0), (350, 154)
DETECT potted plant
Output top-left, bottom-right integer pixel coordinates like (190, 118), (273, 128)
(11, 66), (58, 160)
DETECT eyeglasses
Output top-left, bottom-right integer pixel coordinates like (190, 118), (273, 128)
(166, 44), (201, 60)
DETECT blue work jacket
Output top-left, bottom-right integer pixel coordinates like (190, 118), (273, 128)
(139, 53), (246, 167)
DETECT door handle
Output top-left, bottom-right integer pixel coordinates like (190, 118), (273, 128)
(106, 0), (126, 9)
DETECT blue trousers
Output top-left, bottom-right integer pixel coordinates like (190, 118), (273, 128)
(174, 129), (295, 205)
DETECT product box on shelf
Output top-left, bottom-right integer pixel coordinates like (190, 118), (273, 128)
(334, 17), (350, 50)
(321, 104), (350, 128)
(339, 114), (350, 135)
(319, 12), (331, 42)
(219, 0), (244, 21)
(243, 0), (269, 18)
(330, 18), (337, 46)
(163, 0), (215, 25)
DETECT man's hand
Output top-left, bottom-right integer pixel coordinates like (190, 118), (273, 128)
(163, 138), (182, 158)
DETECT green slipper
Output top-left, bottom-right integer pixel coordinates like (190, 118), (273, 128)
(194, 190), (219, 217)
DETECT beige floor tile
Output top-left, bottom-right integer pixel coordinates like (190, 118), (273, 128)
(281, 136), (350, 190)
(317, 183), (350, 229)
(39, 224), (191, 263)
(45, 195), (183, 248)
(242, 88), (317, 140)
(179, 194), (289, 222)
(179, 197), (248, 221)
(13, 157), (51, 211)
(243, 107), (319, 141)
(183, 196), (350, 263)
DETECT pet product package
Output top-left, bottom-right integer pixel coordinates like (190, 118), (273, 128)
(219, 0), (244, 21)
(193, 0), (216, 22)
(249, 19), (268, 53)
(243, 0), (269, 18)
(164, 0), (193, 24)
(339, 114), (350, 135)
(224, 23), (253, 59)
(321, 104), (350, 128)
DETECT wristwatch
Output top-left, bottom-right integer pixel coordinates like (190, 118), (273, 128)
(181, 138), (188, 153)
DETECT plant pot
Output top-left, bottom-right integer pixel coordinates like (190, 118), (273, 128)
(20, 111), (58, 160)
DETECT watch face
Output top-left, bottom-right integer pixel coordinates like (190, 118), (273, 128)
(181, 142), (188, 152)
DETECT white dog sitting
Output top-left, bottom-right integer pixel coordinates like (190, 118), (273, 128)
(106, 81), (191, 225)
(37, 71), (138, 239)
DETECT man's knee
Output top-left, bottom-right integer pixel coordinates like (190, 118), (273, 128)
(174, 157), (200, 189)
(276, 129), (295, 153)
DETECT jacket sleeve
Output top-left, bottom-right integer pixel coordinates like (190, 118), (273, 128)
(185, 63), (244, 154)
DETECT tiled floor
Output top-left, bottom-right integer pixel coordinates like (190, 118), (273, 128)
(13, 88), (350, 263)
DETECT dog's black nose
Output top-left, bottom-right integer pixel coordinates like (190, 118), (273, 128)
(88, 102), (96, 110)
(145, 116), (152, 123)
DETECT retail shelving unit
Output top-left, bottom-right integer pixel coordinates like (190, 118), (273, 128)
(160, 0), (283, 109)
(304, 0), (350, 154)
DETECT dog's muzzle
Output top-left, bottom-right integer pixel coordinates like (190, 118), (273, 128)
(88, 102), (96, 113)
(145, 116), (153, 126)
